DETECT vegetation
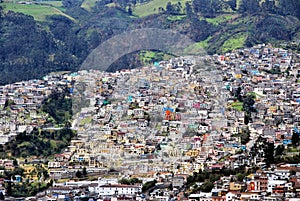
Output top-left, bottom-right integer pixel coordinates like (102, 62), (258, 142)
(133, 0), (189, 17)
(233, 126), (250, 145)
(221, 33), (247, 53)
(204, 14), (235, 25)
(0, 127), (76, 158)
(81, 0), (97, 11)
(41, 87), (73, 125)
(0, 88), (76, 158)
(119, 177), (143, 185)
(243, 94), (256, 124)
(0, 8), (88, 84)
(0, 164), (51, 197)
(186, 167), (253, 194)
(230, 101), (243, 111)
(1, 2), (73, 21)
(251, 135), (300, 166)
(0, 0), (299, 83)
(75, 167), (87, 178)
(139, 50), (173, 64)
(142, 179), (157, 192)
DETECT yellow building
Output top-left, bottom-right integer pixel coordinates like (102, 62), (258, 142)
(229, 182), (243, 191)
(185, 149), (200, 157)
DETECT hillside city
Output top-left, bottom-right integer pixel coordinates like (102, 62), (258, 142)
(0, 43), (300, 200)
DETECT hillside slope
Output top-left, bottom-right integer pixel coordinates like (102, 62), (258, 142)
(0, 0), (300, 83)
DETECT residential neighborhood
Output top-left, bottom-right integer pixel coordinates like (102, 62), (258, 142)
(0, 44), (300, 201)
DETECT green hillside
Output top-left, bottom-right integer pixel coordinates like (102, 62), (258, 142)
(2, 1), (74, 21)
(40, 1), (65, 11)
(81, 0), (97, 11)
(133, 0), (191, 17)
(0, 0), (299, 83)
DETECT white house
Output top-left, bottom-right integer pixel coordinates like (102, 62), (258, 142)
(98, 184), (141, 197)
(188, 193), (212, 201)
(267, 180), (286, 193)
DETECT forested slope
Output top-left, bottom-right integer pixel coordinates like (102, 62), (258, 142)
(0, 0), (300, 84)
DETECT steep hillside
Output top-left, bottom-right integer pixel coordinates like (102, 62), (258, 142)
(0, 8), (88, 84)
(1, 1), (74, 21)
(0, 0), (300, 83)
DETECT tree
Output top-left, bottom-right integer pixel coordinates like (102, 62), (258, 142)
(13, 159), (18, 167)
(236, 173), (245, 182)
(279, 0), (300, 19)
(239, 0), (260, 14)
(239, 127), (250, 144)
(119, 178), (131, 185)
(88, 30), (100, 49)
(185, 2), (193, 18)
(0, 6), (3, 18)
(234, 86), (242, 102)
(62, 0), (84, 8)
(262, 0), (277, 13)
(264, 142), (274, 166)
(166, 2), (175, 14)
(243, 94), (256, 124)
(4, 99), (15, 108)
(292, 131), (299, 147)
(227, 0), (237, 11)
(76, 170), (82, 178)
(5, 181), (12, 196)
(128, 5), (133, 15)
(0, 191), (4, 201)
(193, 0), (212, 14)
(82, 167), (87, 177)
(211, 0), (223, 14)
(131, 0), (137, 6)
(142, 180), (157, 192)
(275, 144), (284, 156)
(200, 181), (214, 192)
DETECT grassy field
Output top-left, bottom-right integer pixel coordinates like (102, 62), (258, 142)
(133, 0), (190, 17)
(204, 14), (234, 25)
(221, 33), (247, 53)
(230, 101), (243, 111)
(40, 1), (65, 12)
(167, 15), (186, 21)
(81, 0), (97, 11)
(139, 50), (173, 64)
(2, 2), (74, 21)
(183, 36), (212, 55)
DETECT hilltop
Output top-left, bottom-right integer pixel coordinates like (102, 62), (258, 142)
(0, 0), (300, 83)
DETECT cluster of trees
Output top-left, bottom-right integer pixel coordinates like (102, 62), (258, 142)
(186, 166), (251, 193)
(142, 180), (157, 192)
(243, 94), (256, 125)
(119, 177), (143, 185)
(191, 0), (300, 19)
(0, 8), (89, 84)
(231, 87), (256, 125)
(192, 0), (232, 16)
(233, 126), (250, 145)
(0, 87), (76, 157)
(41, 87), (73, 126)
(1, 127), (76, 158)
(250, 135), (300, 166)
(165, 2), (184, 15)
(0, 164), (50, 197)
(75, 167), (87, 178)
